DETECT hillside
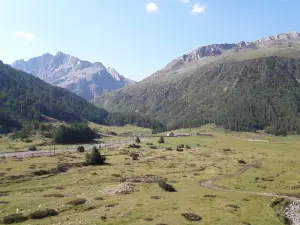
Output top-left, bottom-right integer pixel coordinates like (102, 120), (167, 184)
(95, 32), (300, 135)
(0, 61), (164, 133)
(12, 52), (134, 101)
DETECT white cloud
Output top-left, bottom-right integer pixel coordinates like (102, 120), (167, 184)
(146, 2), (158, 13)
(192, 4), (207, 14)
(16, 31), (34, 42)
(181, 0), (190, 3)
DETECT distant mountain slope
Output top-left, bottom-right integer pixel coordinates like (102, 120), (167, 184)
(0, 61), (164, 133)
(95, 32), (300, 135)
(12, 52), (134, 100)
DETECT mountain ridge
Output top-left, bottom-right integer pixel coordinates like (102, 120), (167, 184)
(12, 52), (134, 101)
(164, 31), (300, 71)
(95, 31), (300, 135)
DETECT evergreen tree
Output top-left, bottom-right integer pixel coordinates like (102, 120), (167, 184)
(87, 146), (105, 165)
(135, 136), (141, 143)
(158, 136), (164, 144)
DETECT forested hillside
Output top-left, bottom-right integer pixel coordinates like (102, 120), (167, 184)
(96, 55), (300, 135)
(0, 61), (165, 133)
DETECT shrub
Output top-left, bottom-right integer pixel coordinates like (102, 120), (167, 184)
(24, 139), (32, 143)
(158, 180), (176, 192)
(29, 209), (58, 219)
(176, 146), (184, 152)
(204, 194), (216, 198)
(67, 198), (86, 206)
(150, 196), (161, 199)
(128, 143), (141, 148)
(32, 170), (50, 176)
(130, 152), (139, 160)
(108, 131), (117, 136)
(165, 147), (172, 151)
(56, 163), (69, 173)
(226, 204), (240, 209)
(111, 173), (121, 177)
(178, 144), (184, 148)
(28, 146), (37, 151)
(86, 147), (106, 165)
(158, 136), (164, 144)
(238, 159), (247, 164)
(149, 146), (157, 149)
(146, 142), (153, 145)
(77, 146), (85, 153)
(43, 194), (65, 198)
(181, 213), (202, 221)
(185, 144), (191, 149)
(135, 137), (141, 143)
(2, 214), (28, 224)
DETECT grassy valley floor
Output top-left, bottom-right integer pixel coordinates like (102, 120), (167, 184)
(1, 126), (300, 224)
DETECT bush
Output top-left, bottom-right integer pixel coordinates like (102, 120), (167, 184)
(86, 147), (106, 165)
(181, 213), (202, 221)
(158, 136), (164, 144)
(146, 142), (153, 145)
(67, 198), (86, 206)
(178, 144), (184, 148)
(149, 146), (157, 149)
(238, 159), (247, 164)
(3, 214), (28, 224)
(56, 163), (69, 173)
(43, 194), (65, 198)
(130, 152), (139, 160)
(108, 131), (117, 136)
(77, 146), (85, 153)
(23, 139), (32, 143)
(29, 209), (58, 219)
(28, 146), (37, 151)
(53, 123), (97, 144)
(128, 143), (141, 148)
(135, 137), (141, 143)
(165, 147), (172, 151)
(185, 144), (191, 149)
(32, 170), (51, 176)
(158, 180), (176, 192)
(176, 146), (184, 152)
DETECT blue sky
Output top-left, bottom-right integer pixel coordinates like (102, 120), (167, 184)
(0, 0), (299, 81)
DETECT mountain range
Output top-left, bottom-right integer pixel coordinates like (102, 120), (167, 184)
(95, 31), (300, 135)
(12, 52), (134, 101)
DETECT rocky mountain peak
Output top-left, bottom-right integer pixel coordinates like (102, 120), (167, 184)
(12, 52), (134, 101)
(256, 31), (300, 43)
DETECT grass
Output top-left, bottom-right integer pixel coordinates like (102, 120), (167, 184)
(88, 122), (152, 136)
(1, 125), (300, 224)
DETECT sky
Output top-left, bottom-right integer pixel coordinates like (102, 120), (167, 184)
(0, 0), (299, 81)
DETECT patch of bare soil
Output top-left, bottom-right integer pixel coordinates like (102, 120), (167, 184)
(101, 183), (136, 195)
(120, 176), (164, 183)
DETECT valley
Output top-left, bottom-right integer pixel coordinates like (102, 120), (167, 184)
(1, 125), (300, 224)
(1, 15), (300, 224)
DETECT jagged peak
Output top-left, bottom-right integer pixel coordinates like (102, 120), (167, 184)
(92, 62), (106, 70)
(164, 31), (300, 71)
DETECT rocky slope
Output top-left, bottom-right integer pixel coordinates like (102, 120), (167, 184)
(12, 52), (134, 100)
(95, 31), (300, 134)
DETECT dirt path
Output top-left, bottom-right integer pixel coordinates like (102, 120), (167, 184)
(199, 160), (300, 225)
